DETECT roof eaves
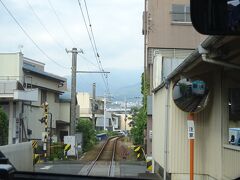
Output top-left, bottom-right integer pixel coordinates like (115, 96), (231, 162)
(23, 65), (66, 82)
(152, 36), (224, 94)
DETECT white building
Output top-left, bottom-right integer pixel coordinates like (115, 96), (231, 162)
(0, 52), (70, 144)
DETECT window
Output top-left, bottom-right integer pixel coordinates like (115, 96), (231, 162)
(171, 4), (191, 23)
(41, 90), (47, 104)
(228, 88), (240, 146)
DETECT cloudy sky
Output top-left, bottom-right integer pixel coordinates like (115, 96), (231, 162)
(0, 0), (144, 96)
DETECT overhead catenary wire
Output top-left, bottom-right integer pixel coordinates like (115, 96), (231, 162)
(26, 0), (100, 71)
(77, 0), (110, 95)
(0, 0), (70, 70)
(82, 0), (111, 94)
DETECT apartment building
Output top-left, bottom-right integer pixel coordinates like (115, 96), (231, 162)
(143, 0), (205, 157)
(0, 52), (70, 144)
(77, 92), (112, 130)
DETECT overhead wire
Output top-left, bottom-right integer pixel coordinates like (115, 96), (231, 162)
(82, 0), (111, 95)
(25, 0), (65, 50)
(77, 0), (110, 95)
(47, 0), (77, 47)
(0, 0), (70, 70)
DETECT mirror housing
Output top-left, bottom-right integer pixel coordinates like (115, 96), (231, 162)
(190, 0), (240, 35)
(172, 79), (210, 113)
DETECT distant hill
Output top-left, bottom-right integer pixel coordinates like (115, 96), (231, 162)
(65, 69), (142, 99)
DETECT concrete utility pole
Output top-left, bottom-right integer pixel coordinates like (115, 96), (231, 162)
(124, 97), (127, 131)
(103, 95), (106, 130)
(66, 48), (83, 135)
(92, 83), (96, 127)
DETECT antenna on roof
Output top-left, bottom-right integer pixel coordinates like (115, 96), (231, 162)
(18, 44), (24, 53)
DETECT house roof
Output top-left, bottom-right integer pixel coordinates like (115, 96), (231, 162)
(23, 63), (66, 82)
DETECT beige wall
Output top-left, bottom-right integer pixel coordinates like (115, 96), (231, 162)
(28, 74), (66, 92)
(147, 0), (205, 49)
(59, 102), (70, 123)
(24, 91), (62, 139)
(119, 114), (131, 131)
(0, 53), (23, 82)
(77, 92), (91, 117)
(152, 89), (165, 166)
(153, 71), (223, 179)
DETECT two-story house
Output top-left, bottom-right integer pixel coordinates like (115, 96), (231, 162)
(0, 52), (70, 144)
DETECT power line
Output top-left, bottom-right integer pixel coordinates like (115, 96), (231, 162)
(25, 0), (65, 50)
(77, 0), (110, 94)
(48, 0), (76, 46)
(82, 0), (110, 93)
(0, 0), (70, 70)
(78, 54), (99, 69)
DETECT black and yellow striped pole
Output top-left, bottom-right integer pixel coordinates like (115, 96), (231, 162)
(134, 146), (141, 159)
(43, 102), (48, 161)
(64, 144), (71, 159)
(32, 140), (40, 165)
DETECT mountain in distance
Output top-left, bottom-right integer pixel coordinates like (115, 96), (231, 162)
(65, 68), (143, 100)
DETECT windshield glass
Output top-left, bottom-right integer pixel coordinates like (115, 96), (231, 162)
(0, 0), (240, 180)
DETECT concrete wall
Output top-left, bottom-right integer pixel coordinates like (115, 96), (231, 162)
(77, 92), (91, 117)
(24, 90), (63, 139)
(119, 114), (131, 131)
(147, 0), (205, 49)
(0, 53), (23, 83)
(0, 142), (33, 171)
(59, 102), (70, 123)
(28, 74), (66, 92)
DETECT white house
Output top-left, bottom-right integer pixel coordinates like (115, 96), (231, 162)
(0, 52), (70, 144)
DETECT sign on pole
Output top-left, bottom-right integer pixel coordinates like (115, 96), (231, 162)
(187, 120), (195, 139)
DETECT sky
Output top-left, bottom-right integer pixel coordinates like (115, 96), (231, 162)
(0, 0), (144, 96)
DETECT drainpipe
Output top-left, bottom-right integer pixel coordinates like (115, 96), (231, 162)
(198, 45), (240, 70)
(164, 80), (170, 180)
(201, 54), (240, 70)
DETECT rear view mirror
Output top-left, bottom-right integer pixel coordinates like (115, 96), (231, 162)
(172, 79), (210, 113)
(190, 0), (240, 35)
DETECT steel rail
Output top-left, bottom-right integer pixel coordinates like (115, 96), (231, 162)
(87, 136), (120, 175)
(108, 136), (119, 177)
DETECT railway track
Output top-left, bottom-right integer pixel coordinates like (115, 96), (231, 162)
(85, 136), (122, 177)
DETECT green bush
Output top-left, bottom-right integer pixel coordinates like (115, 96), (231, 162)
(51, 143), (64, 160)
(130, 107), (146, 145)
(76, 118), (96, 152)
(0, 107), (8, 145)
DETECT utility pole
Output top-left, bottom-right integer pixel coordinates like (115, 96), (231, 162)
(103, 94), (106, 130)
(66, 48), (83, 135)
(124, 97), (127, 132)
(92, 83), (96, 127)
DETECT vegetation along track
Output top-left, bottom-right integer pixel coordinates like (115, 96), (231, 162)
(86, 136), (122, 177)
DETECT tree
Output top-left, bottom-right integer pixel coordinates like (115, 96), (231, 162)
(130, 72), (148, 145)
(130, 107), (146, 145)
(76, 118), (96, 152)
(0, 107), (8, 145)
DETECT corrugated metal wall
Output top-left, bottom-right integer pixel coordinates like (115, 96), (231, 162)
(153, 71), (224, 179)
(152, 88), (166, 166)
(223, 146), (240, 179)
